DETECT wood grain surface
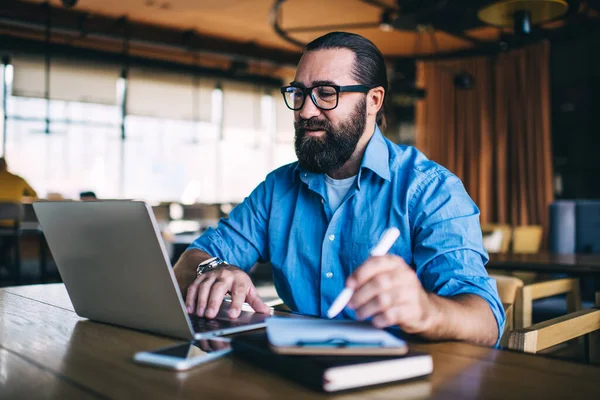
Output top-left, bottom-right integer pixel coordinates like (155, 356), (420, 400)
(1, 284), (599, 399)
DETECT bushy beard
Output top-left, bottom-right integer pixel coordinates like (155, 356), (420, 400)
(294, 98), (366, 174)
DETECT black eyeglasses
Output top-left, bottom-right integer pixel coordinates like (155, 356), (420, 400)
(280, 84), (371, 111)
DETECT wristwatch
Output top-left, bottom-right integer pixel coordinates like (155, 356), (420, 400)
(196, 256), (227, 277)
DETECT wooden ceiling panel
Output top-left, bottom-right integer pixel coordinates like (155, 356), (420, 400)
(17, 0), (598, 59)
(21, 0), (479, 56)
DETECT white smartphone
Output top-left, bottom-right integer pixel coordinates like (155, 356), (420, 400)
(133, 337), (231, 371)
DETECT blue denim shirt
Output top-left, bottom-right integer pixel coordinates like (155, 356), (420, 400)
(189, 126), (505, 341)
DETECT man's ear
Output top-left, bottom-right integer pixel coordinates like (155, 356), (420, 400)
(367, 87), (385, 117)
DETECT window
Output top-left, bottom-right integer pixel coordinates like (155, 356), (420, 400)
(123, 116), (220, 203)
(4, 96), (120, 199)
(2, 56), (298, 203)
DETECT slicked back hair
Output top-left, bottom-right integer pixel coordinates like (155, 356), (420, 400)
(304, 32), (388, 130)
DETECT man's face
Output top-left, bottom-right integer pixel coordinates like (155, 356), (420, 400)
(292, 49), (367, 174)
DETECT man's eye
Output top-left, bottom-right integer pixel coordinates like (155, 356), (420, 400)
(318, 90), (336, 98)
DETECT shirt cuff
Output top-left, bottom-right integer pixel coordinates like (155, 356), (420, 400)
(436, 276), (506, 347)
(187, 228), (242, 271)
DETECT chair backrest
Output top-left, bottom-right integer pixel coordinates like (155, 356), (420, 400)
(512, 225), (543, 254)
(490, 274), (523, 305)
(481, 223), (512, 254)
(508, 307), (600, 354)
(0, 202), (25, 221)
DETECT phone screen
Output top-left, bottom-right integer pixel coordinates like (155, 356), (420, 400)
(152, 339), (231, 360)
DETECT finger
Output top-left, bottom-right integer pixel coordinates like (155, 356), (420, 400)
(205, 277), (233, 319)
(209, 339), (229, 351)
(197, 339), (212, 352)
(195, 275), (216, 317)
(347, 255), (409, 289)
(354, 290), (395, 320)
(372, 308), (400, 329)
(245, 286), (271, 314)
(229, 280), (250, 319)
(185, 276), (207, 313)
(205, 340), (217, 352)
(349, 271), (401, 310)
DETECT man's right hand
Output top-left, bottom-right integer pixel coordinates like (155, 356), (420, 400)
(184, 264), (270, 320)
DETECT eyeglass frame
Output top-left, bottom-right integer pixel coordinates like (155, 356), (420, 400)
(280, 84), (373, 111)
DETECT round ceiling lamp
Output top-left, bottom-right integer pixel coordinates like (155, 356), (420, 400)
(478, 0), (569, 35)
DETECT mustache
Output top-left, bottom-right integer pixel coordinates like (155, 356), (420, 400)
(295, 118), (332, 132)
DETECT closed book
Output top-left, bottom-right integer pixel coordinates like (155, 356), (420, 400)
(231, 332), (433, 393)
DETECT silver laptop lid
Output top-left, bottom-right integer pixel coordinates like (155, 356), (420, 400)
(34, 201), (196, 340)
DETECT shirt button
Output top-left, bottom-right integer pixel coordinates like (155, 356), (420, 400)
(329, 234), (335, 241)
(326, 272), (333, 278)
(321, 198), (325, 204)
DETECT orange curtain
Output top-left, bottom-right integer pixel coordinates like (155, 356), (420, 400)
(416, 41), (553, 235)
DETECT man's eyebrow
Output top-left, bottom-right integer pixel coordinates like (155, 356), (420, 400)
(289, 80), (338, 88)
(312, 79), (337, 86)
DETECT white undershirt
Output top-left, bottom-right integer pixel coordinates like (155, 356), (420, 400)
(324, 174), (357, 213)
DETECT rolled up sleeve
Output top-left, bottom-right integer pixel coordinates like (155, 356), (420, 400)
(410, 170), (505, 345)
(187, 177), (272, 272)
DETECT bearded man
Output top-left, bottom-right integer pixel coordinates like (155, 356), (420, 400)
(174, 32), (504, 346)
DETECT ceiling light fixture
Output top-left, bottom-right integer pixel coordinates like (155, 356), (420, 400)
(478, 0), (569, 35)
(379, 10), (395, 32)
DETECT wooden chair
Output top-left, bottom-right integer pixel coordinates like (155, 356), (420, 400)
(510, 225), (543, 282)
(485, 224), (582, 329)
(492, 274), (523, 346)
(512, 225), (544, 254)
(511, 225), (581, 328)
(516, 277), (581, 329)
(508, 307), (600, 362)
(481, 223), (512, 254)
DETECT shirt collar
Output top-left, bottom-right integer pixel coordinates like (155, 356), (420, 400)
(359, 125), (391, 182)
(294, 125), (391, 185)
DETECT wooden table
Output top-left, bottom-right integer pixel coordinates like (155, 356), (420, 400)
(488, 253), (600, 275)
(1, 284), (599, 399)
(488, 252), (600, 303)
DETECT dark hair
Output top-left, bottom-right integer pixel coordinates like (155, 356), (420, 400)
(304, 32), (388, 130)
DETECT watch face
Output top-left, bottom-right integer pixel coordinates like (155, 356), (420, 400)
(199, 256), (218, 267)
(196, 257), (224, 276)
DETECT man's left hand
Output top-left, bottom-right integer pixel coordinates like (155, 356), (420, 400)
(347, 254), (436, 333)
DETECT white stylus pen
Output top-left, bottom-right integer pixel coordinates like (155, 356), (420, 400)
(326, 227), (401, 319)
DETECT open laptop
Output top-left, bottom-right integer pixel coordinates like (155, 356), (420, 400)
(33, 200), (270, 340)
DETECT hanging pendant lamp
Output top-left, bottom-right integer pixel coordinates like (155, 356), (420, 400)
(478, 0), (569, 35)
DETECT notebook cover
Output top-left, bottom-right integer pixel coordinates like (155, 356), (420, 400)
(231, 331), (432, 392)
(266, 317), (409, 356)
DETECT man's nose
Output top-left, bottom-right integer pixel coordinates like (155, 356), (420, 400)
(297, 94), (322, 120)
